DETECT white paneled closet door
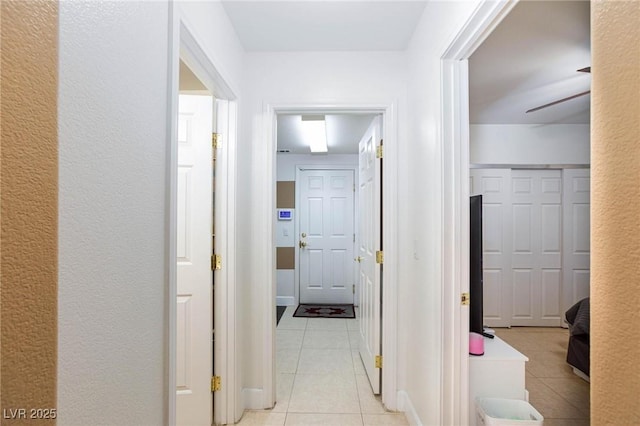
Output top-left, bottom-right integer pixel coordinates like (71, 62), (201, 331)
(562, 169), (591, 314)
(470, 169), (512, 327)
(472, 168), (591, 328)
(510, 170), (563, 327)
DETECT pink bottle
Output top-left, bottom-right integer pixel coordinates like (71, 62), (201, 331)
(469, 332), (484, 356)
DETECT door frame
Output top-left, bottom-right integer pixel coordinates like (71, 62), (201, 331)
(259, 103), (399, 410)
(440, 0), (518, 424)
(167, 8), (238, 425)
(294, 165), (359, 306)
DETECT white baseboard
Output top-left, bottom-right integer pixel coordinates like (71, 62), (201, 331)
(241, 388), (264, 410)
(397, 391), (422, 426)
(276, 296), (295, 306)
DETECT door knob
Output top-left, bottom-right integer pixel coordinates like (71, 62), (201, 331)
(354, 256), (363, 263)
(299, 240), (307, 248)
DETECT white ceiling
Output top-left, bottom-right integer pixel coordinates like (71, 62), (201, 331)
(469, 1), (591, 124)
(219, 0), (591, 132)
(220, 1), (428, 51)
(277, 114), (377, 154)
(222, 1), (419, 153)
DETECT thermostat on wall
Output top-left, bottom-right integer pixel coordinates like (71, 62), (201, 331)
(278, 209), (293, 221)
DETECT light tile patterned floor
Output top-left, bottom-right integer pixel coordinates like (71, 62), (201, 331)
(496, 327), (590, 426)
(236, 312), (590, 425)
(235, 306), (408, 426)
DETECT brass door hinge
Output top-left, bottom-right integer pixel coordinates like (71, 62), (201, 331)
(211, 254), (222, 270)
(211, 376), (221, 392)
(212, 133), (220, 161)
(461, 292), (470, 306)
(376, 145), (383, 159)
(375, 355), (382, 369)
(375, 251), (384, 264)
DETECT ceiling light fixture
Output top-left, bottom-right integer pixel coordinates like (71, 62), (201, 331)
(301, 115), (327, 153)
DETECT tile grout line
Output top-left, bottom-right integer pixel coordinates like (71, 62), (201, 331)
(498, 327), (590, 422)
(274, 307), (395, 425)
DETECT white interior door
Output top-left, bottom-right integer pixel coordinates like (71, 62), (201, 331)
(357, 117), (382, 394)
(470, 169), (513, 327)
(511, 170), (563, 327)
(176, 94), (213, 425)
(298, 169), (355, 304)
(562, 169), (590, 314)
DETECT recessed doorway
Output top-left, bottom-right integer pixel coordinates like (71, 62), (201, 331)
(265, 111), (406, 423)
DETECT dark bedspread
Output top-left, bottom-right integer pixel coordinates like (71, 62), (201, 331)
(565, 297), (590, 376)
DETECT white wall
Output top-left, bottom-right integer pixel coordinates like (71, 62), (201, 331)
(58, 2), (245, 423)
(277, 154), (358, 181)
(58, 2), (169, 423)
(243, 51), (406, 407)
(176, 2), (244, 97)
(470, 124), (590, 164)
(402, 1), (480, 424)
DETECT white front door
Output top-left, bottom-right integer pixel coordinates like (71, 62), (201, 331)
(298, 169), (355, 304)
(470, 169), (513, 327)
(562, 169), (590, 313)
(357, 117), (382, 394)
(176, 94), (213, 425)
(511, 170), (563, 327)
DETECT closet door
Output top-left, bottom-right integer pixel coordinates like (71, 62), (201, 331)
(511, 170), (563, 327)
(562, 169), (591, 315)
(470, 169), (512, 327)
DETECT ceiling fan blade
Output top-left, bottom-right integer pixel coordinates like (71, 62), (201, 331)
(526, 90), (591, 113)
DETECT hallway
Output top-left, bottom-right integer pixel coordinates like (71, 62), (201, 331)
(236, 306), (408, 425)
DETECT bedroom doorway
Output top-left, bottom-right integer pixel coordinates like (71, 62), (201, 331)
(442, 0), (591, 423)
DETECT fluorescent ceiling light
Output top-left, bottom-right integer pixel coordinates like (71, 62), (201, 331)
(301, 115), (327, 153)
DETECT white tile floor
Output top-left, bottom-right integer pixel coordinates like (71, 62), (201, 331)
(235, 306), (408, 426)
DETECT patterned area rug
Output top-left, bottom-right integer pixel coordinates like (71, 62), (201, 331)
(293, 304), (355, 319)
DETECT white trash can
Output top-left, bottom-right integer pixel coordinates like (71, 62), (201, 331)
(476, 397), (544, 426)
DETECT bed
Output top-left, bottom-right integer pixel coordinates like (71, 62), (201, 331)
(565, 297), (590, 380)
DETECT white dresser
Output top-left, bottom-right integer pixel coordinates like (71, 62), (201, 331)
(469, 336), (529, 425)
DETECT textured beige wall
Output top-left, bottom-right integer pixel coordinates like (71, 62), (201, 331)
(1, 0), (58, 422)
(591, 1), (640, 423)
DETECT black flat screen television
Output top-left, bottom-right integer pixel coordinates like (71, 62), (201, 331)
(469, 195), (484, 336)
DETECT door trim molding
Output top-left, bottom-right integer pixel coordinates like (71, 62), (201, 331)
(440, 1), (518, 424)
(260, 102), (399, 411)
(167, 6), (238, 425)
(294, 165), (358, 306)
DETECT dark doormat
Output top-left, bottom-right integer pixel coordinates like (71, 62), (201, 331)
(293, 304), (355, 319)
